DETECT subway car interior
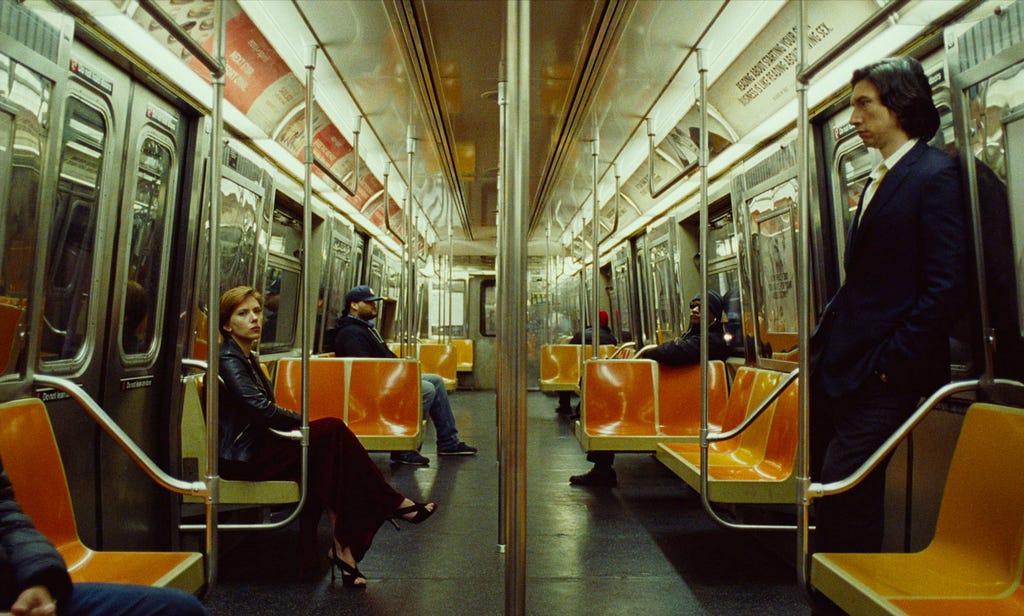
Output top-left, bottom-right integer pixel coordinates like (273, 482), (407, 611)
(2, 0), (1024, 613)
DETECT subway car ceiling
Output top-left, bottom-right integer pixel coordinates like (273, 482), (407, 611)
(52, 0), (983, 270)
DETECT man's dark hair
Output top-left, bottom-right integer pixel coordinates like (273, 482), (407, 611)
(851, 57), (939, 141)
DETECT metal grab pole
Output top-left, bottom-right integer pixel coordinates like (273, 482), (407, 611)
(406, 126), (417, 355)
(204, 0), (225, 587)
(696, 49), (711, 518)
(796, 0), (813, 588)
(502, 2), (529, 612)
(590, 128), (600, 361)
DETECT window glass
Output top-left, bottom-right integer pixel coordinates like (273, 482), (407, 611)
(481, 279), (497, 337)
(0, 105), (41, 379)
(259, 210), (302, 351)
(41, 98), (106, 363)
(746, 178), (799, 357)
(121, 136), (172, 356)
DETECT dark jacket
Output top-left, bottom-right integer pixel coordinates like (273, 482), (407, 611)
(569, 325), (618, 346)
(643, 323), (730, 365)
(0, 457), (72, 611)
(810, 141), (966, 397)
(334, 315), (396, 359)
(218, 337), (301, 463)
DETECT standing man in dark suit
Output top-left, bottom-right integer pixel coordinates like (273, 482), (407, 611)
(810, 57), (967, 553)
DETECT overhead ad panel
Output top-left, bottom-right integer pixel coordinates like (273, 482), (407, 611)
(708, 0), (877, 138)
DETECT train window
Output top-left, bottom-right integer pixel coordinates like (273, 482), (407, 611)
(0, 106), (41, 379)
(429, 279), (466, 338)
(836, 145), (874, 234)
(41, 98), (106, 365)
(259, 210), (302, 352)
(747, 178), (799, 357)
(480, 279), (496, 337)
(321, 235), (355, 347)
(120, 135), (173, 358)
(649, 240), (680, 343)
(218, 177), (263, 292)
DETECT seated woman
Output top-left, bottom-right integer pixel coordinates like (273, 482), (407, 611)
(217, 286), (435, 588)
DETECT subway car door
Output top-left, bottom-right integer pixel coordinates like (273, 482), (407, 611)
(98, 66), (190, 550)
(36, 44), (130, 548)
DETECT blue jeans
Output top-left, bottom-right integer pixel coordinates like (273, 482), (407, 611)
(66, 583), (207, 616)
(421, 372), (460, 449)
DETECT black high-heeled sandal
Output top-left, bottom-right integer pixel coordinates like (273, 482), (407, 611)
(328, 548), (366, 589)
(390, 501), (437, 528)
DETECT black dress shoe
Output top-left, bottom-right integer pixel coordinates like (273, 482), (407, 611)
(569, 467), (617, 487)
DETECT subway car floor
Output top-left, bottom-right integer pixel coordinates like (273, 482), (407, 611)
(202, 390), (812, 615)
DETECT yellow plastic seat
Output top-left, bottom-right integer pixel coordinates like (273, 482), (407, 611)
(180, 375), (299, 505)
(539, 344), (583, 393)
(811, 403), (1024, 616)
(0, 398), (204, 593)
(418, 343), (458, 391)
(451, 339), (474, 373)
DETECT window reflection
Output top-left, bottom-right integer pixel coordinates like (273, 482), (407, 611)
(122, 136), (172, 357)
(42, 98), (105, 364)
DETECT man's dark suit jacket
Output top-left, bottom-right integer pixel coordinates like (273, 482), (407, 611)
(811, 140), (966, 398)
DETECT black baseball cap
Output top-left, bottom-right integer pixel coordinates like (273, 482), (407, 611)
(345, 285), (383, 305)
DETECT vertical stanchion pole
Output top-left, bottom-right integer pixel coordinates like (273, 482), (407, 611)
(502, 1), (529, 612)
(496, 77), (507, 550)
(204, 0), (225, 589)
(795, 0), (813, 588)
(697, 48), (710, 485)
(590, 127), (601, 360)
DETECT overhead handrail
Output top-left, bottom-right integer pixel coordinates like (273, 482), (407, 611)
(382, 162), (405, 245)
(597, 165), (621, 246)
(137, 0), (223, 75)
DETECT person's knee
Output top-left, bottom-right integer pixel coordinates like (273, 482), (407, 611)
(421, 380), (437, 407)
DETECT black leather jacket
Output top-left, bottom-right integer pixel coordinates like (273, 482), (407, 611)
(218, 338), (301, 463)
(643, 323), (730, 366)
(0, 457), (72, 610)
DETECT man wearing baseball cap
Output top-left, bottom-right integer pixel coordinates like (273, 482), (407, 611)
(334, 285), (477, 465)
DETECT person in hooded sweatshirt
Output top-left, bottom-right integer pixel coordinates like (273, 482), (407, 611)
(569, 291), (729, 487)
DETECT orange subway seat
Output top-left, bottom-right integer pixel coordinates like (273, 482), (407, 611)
(0, 398), (203, 592)
(811, 403), (1024, 615)
(657, 361), (729, 436)
(581, 360), (657, 437)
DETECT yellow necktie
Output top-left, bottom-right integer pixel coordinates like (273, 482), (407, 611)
(860, 162), (887, 216)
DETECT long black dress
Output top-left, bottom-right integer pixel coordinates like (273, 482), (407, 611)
(218, 337), (403, 562)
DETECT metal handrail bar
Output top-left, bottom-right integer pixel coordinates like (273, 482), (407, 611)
(597, 166), (621, 246)
(312, 158), (356, 198)
(137, 0), (223, 76)
(798, 0), (914, 83)
(705, 368), (798, 443)
(633, 343), (658, 357)
(808, 379), (1024, 500)
(382, 162), (405, 245)
(34, 374), (206, 496)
